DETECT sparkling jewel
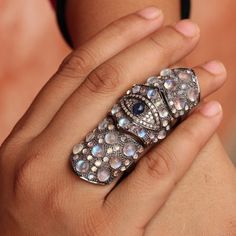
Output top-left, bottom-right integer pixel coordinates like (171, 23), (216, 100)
(107, 148), (113, 154)
(158, 130), (166, 139)
(174, 97), (186, 110)
(108, 124), (114, 130)
(91, 166), (97, 172)
(98, 118), (109, 130)
(137, 128), (146, 138)
(113, 171), (119, 177)
(160, 68), (172, 77)
(103, 157), (109, 162)
(132, 102), (145, 115)
(118, 117), (130, 128)
(178, 72), (191, 81)
(162, 120), (168, 127)
(132, 85), (141, 94)
(164, 79), (176, 90)
(123, 143), (136, 157)
(97, 168), (110, 182)
(105, 132), (118, 144)
(147, 89), (158, 99)
(91, 144), (105, 158)
(86, 132), (95, 142)
(187, 88), (198, 102)
(147, 76), (159, 85)
(82, 149), (88, 154)
(109, 156), (122, 169)
(111, 105), (121, 115)
(120, 166), (126, 171)
(73, 144), (84, 154)
(113, 145), (120, 151)
(95, 160), (102, 167)
(88, 174), (95, 180)
(98, 139), (104, 144)
(180, 83), (187, 90)
(72, 155), (79, 161)
(140, 87), (147, 94)
(124, 160), (130, 166)
(75, 160), (89, 173)
(87, 155), (93, 161)
(87, 142), (94, 147)
(159, 108), (169, 118)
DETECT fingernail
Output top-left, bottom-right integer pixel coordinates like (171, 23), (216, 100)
(174, 20), (199, 37)
(202, 60), (226, 75)
(137, 7), (162, 20)
(200, 101), (222, 117)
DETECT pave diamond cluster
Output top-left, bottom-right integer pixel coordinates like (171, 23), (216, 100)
(71, 68), (200, 185)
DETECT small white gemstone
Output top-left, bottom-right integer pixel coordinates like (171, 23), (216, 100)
(147, 89), (158, 99)
(108, 124), (115, 130)
(174, 97), (186, 110)
(75, 160), (90, 173)
(87, 155), (93, 161)
(91, 166), (97, 172)
(87, 142), (93, 147)
(98, 118), (109, 130)
(105, 132), (118, 144)
(82, 149), (88, 154)
(164, 79), (176, 90)
(162, 120), (168, 127)
(159, 108), (169, 118)
(158, 130), (166, 140)
(132, 85), (141, 94)
(95, 160), (102, 167)
(111, 105), (121, 115)
(121, 136), (127, 142)
(123, 143), (137, 157)
(113, 145), (120, 151)
(180, 83), (187, 90)
(73, 144), (84, 154)
(109, 157), (122, 169)
(178, 72), (192, 81)
(103, 157), (109, 162)
(72, 155), (79, 161)
(107, 148), (113, 154)
(98, 139), (104, 144)
(91, 145), (105, 158)
(97, 168), (110, 182)
(160, 68), (172, 77)
(187, 88), (199, 102)
(124, 160), (130, 166)
(88, 174), (95, 180)
(120, 166), (126, 172)
(147, 76), (159, 84)
(113, 171), (119, 177)
(137, 128), (146, 138)
(86, 132), (95, 142)
(118, 118), (130, 128)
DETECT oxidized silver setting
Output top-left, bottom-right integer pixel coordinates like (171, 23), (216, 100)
(71, 68), (200, 185)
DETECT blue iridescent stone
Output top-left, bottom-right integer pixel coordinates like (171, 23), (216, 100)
(132, 102), (145, 115)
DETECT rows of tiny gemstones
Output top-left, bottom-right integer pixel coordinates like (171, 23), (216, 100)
(71, 117), (144, 184)
(111, 84), (174, 146)
(146, 68), (200, 119)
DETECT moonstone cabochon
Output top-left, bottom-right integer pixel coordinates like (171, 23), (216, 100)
(70, 68), (200, 185)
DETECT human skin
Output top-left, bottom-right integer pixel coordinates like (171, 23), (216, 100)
(0, 9), (232, 235)
(65, 1), (236, 235)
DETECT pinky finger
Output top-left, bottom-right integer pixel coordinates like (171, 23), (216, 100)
(105, 101), (222, 233)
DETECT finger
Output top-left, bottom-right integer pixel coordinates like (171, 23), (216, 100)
(105, 101), (223, 232)
(12, 7), (164, 139)
(40, 20), (200, 151)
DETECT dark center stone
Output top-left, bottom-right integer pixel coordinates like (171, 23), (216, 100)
(132, 102), (145, 115)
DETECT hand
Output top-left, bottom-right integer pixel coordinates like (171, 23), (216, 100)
(0, 7), (226, 235)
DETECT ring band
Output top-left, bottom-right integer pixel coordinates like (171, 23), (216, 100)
(70, 68), (200, 185)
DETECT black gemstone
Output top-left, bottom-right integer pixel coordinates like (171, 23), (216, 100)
(132, 102), (145, 115)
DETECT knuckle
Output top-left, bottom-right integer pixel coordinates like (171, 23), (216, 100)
(149, 35), (167, 58)
(13, 150), (45, 197)
(85, 63), (121, 94)
(58, 47), (96, 78)
(144, 145), (177, 179)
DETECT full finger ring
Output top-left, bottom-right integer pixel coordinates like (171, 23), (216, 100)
(70, 68), (200, 185)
